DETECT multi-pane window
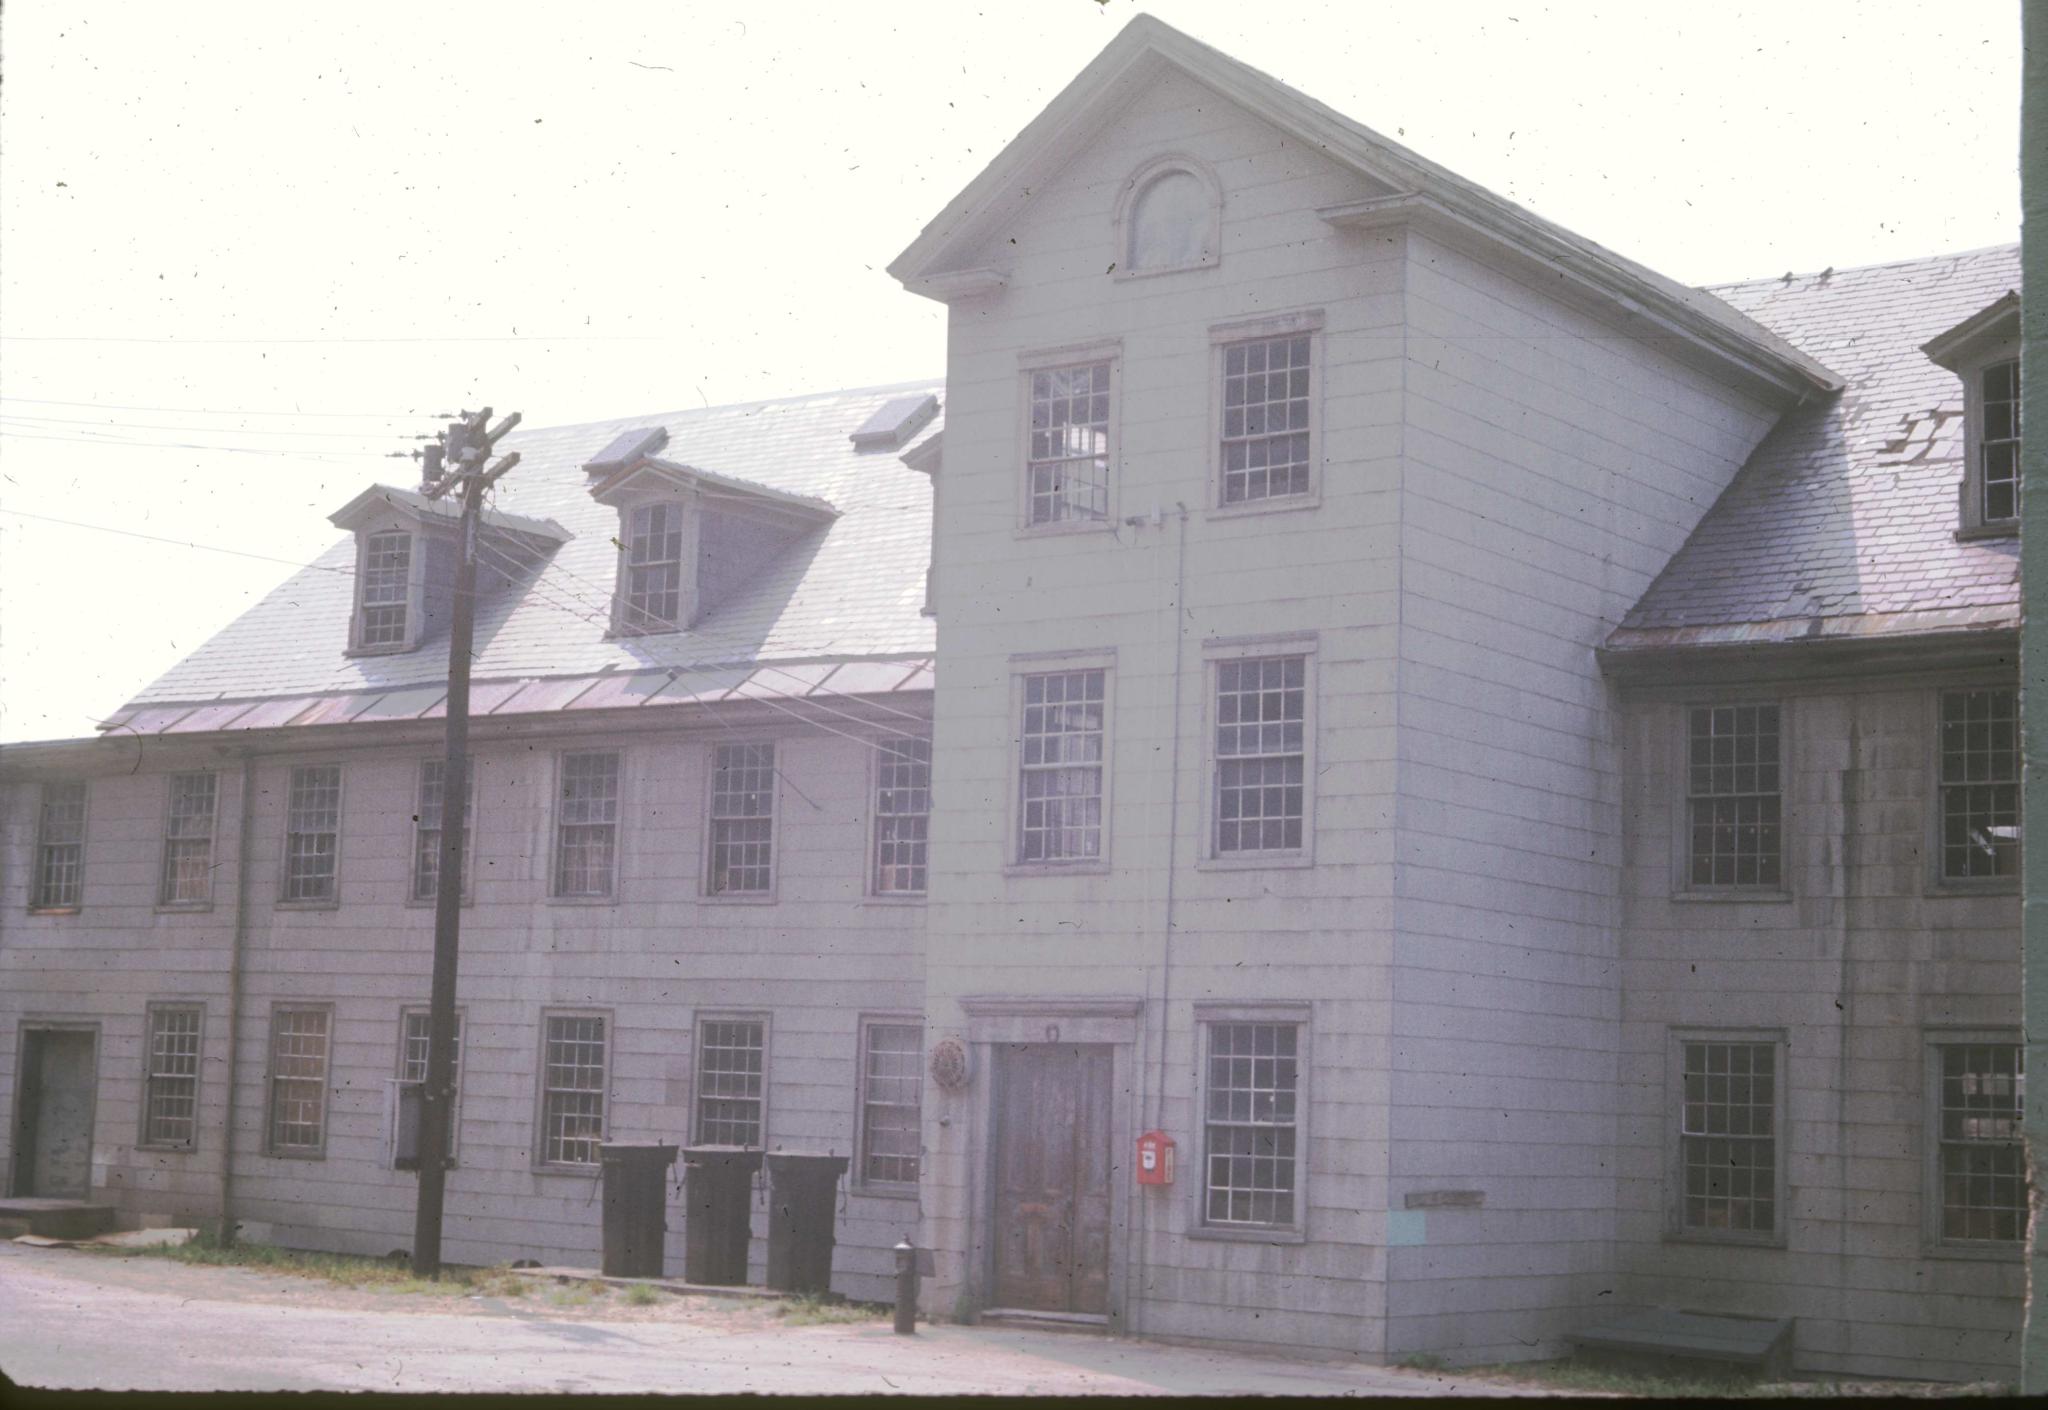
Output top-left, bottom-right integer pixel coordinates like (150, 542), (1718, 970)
(552, 751), (620, 898)
(1679, 1040), (1776, 1236)
(1204, 1022), (1301, 1227)
(401, 1008), (464, 1160)
(283, 764), (342, 903)
(540, 1015), (608, 1165)
(1686, 705), (1781, 888)
(696, 1019), (766, 1146)
(357, 529), (412, 649)
(622, 502), (685, 631)
(1979, 359), (2020, 524)
(268, 1007), (331, 1155)
(860, 1021), (923, 1186)
(160, 772), (218, 907)
(1018, 669), (1106, 864)
(1026, 363), (1111, 525)
(1935, 1042), (2027, 1243)
(412, 759), (474, 903)
(873, 736), (932, 895)
(1220, 334), (1312, 505)
(142, 1005), (202, 1148)
(30, 780), (86, 910)
(1940, 689), (2020, 881)
(1214, 656), (1307, 855)
(708, 744), (775, 895)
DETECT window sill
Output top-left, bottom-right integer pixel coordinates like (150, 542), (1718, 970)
(532, 1163), (601, 1179)
(136, 1142), (197, 1154)
(546, 894), (619, 907)
(404, 896), (475, 910)
(1186, 1223), (1307, 1246)
(1205, 493), (1321, 523)
(1668, 889), (1795, 905)
(1954, 523), (2019, 543)
(1003, 861), (1112, 879)
(274, 900), (340, 912)
(1113, 259), (1218, 282)
(1015, 518), (1116, 541)
(702, 891), (778, 905)
(1661, 1229), (1785, 1250)
(25, 906), (81, 917)
(1925, 880), (2020, 899)
(1923, 1239), (2024, 1262)
(264, 1148), (328, 1161)
(861, 892), (928, 907)
(1196, 852), (1314, 873)
(855, 1184), (921, 1202)
(343, 643), (419, 659)
(153, 902), (216, 916)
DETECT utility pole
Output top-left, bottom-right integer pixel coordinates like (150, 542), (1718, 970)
(411, 405), (521, 1279)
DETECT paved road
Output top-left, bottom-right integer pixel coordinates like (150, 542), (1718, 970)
(0, 1241), (1544, 1397)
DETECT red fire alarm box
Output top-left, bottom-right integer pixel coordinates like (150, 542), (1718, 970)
(1136, 1130), (1175, 1186)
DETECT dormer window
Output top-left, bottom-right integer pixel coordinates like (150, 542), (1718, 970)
(1922, 291), (2020, 539)
(1116, 156), (1220, 278)
(623, 502), (687, 632)
(356, 530), (414, 650)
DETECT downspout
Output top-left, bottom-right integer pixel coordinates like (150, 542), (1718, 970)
(217, 752), (257, 1246)
(1830, 717), (1859, 1361)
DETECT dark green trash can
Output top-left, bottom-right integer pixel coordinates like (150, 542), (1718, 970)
(599, 1142), (678, 1278)
(765, 1152), (849, 1295)
(682, 1145), (762, 1286)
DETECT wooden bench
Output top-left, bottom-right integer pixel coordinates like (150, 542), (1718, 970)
(1569, 1308), (1793, 1379)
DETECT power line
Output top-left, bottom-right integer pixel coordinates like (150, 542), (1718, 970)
(0, 332), (661, 345)
(1, 394), (432, 419)
(0, 428), (397, 460)
(0, 507), (356, 574)
(2, 411), (431, 441)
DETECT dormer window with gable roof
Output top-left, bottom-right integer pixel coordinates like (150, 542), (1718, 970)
(356, 529), (415, 650)
(1923, 291), (2021, 538)
(623, 502), (687, 632)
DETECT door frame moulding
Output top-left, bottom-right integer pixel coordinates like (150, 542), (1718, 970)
(8, 1018), (102, 1199)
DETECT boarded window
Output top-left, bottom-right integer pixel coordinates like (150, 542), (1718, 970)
(1214, 656), (1307, 855)
(540, 1015), (607, 1165)
(1686, 705), (1781, 888)
(1936, 1043), (2027, 1242)
(283, 765), (342, 903)
(1220, 335), (1312, 505)
(861, 1021), (923, 1186)
(268, 1007), (331, 1154)
(160, 772), (218, 906)
(1127, 168), (1211, 271)
(622, 502), (686, 630)
(412, 759), (474, 902)
(696, 1019), (765, 1146)
(552, 752), (620, 898)
(1203, 1021), (1300, 1227)
(357, 529), (412, 648)
(1940, 689), (2020, 881)
(1980, 359), (2020, 523)
(1027, 363), (1112, 525)
(143, 1005), (202, 1148)
(873, 736), (931, 895)
(31, 780), (86, 910)
(400, 1008), (463, 1161)
(1680, 1040), (1776, 1235)
(708, 744), (775, 895)
(1018, 669), (1106, 863)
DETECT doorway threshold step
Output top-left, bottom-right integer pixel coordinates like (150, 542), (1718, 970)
(981, 1307), (1110, 1333)
(0, 1198), (118, 1240)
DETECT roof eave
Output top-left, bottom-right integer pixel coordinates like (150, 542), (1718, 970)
(1921, 290), (2021, 369)
(1598, 613), (2020, 687)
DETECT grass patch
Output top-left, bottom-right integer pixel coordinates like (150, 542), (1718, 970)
(775, 1294), (889, 1327)
(622, 1282), (662, 1306)
(85, 1229), (534, 1299)
(1468, 1355), (1766, 1398)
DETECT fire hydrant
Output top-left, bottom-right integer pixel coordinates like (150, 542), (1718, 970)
(892, 1240), (920, 1335)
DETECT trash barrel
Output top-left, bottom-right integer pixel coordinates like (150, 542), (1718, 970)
(765, 1151), (850, 1295)
(682, 1144), (762, 1285)
(599, 1142), (678, 1278)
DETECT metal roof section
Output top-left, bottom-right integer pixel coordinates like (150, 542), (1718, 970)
(1604, 245), (2022, 667)
(850, 393), (940, 451)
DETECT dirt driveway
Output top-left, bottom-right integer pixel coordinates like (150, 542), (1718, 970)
(0, 1240), (1546, 1396)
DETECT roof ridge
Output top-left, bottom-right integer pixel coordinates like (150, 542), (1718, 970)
(1700, 242), (2020, 295)
(517, 376), (944, 439)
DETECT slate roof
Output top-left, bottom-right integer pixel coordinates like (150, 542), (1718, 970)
(1605, 244), (2022, 656)
(109, 382), (940, 731)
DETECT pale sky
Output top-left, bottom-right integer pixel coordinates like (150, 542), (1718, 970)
(0, 0), (2020, 743)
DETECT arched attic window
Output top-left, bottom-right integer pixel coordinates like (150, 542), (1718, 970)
(1119, 158), (1220, 276)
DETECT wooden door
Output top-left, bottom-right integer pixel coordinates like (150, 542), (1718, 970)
(991, 1043), (1112, 1314)
(16, 1030), (96, 1199)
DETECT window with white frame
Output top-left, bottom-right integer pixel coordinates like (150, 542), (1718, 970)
(30, 779), (86, 910)
(696, 1018), (765, 1146)
(283, 764), (342, 903)
(1214, 655), (1307, 856)
(1678, 1038), (1777, 1236)
(1202, 1020), (1301, 1228)
(539, 1014), (607, 1166)
(860, 1020), (923, 1187)
(552, 751), (620, 898)
(1939, 688), (2020, 882)
(1026, 363), (1112, 526)
(1686, 704), (1782, 889)
(267, 1005), (331, 1155)
(1977, 359), (2020, 526)
(400, 1007), (463, 1160)
(708, 744), (775, 895)
(621, 501), (686, 632)
(1018, 668), (1106, 864)
(1932, 1040), (2027, 1244)
(142, 1004), (202, 1149)
(873, 735), (931, 895)
(356, 529), (413, 649)
(1220, 334), (1313, 505)
(160, 772), (218, 907)
(412, 759), (474, 902)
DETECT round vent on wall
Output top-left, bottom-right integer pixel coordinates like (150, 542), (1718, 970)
(929, 1037), (971, 1091)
